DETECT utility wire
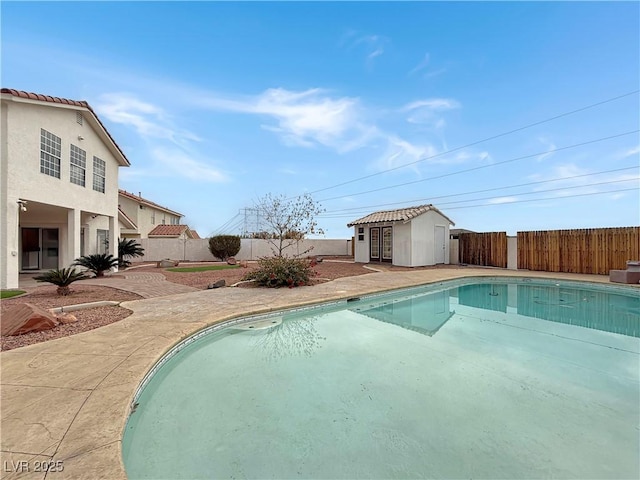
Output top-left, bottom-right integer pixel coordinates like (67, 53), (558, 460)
(317, 130), (639, 202)
(440, 187), (639, 211)
(318, 178), (638, 218)
(306, 90), (640, 196)
(320, 165), (639, 215)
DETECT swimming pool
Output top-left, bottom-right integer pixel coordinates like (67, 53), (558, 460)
(123, 277), (639, 479)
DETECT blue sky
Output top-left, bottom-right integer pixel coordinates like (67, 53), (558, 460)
(2, 1), (639, 238)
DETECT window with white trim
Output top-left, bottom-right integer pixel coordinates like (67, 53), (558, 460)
(70, 144), (86, 186)
(40, 129), (61, 178)
(93, 156), (106, 193)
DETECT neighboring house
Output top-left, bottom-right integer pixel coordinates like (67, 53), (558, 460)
(450, 228), (476, 239)
(147, 225), (198, 240)
(347, 204), (455, 267)
(0, 88), (130, 289)
(118, 190), (183, 239)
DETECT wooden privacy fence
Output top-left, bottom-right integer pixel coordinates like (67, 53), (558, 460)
(458, 232), (507, 268)
(517, 227), (640, 274)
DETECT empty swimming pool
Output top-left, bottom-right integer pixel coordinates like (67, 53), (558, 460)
(122, 277), (639, 479)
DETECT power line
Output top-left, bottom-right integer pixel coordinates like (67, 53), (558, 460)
(317, 130), (639, 202)
(320, 165), (639, 215)
(319, 178), (638, 219)
(441, 187), (639, 211)
(306, 89), (640, 196)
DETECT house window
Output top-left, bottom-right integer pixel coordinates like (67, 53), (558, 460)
(358, 227), (365, 241)
(93, 156), (106, 193)
(151, 213), (155, 225)
(40, 129), (61, 178)
(70, 144), (86, 186)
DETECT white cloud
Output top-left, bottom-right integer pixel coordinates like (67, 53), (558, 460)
(373, 135), (439, 173)
(341, 30), (388, 67)
(152, 148), (228, 183)
(201, 88), (374, 152)
(536, 137), (556, 162)
(402, 98), (460, 127)
(623, 145), (640, 158)
(408, 52), (447, 78)
(488, 196), (518, 204)
(95, 93), (201, 145)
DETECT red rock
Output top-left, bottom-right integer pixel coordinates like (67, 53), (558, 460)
(56, 313), (78, 324)
(1, 303), (60, 336)
(227, 257), (237, 265)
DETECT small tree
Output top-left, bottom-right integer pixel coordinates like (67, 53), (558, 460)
(73, 253), (118, 277)
(34, 267), (88, 296)
(255, 193), (325, 257)
(208, 235), (241, 261)
(118, 238), (145, 268)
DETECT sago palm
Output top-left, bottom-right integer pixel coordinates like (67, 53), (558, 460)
(33, 267), (89, 296)
(73, 253), (118, 277)
(118, 238), (145, 268)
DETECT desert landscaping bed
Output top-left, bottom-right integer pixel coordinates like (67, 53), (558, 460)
(1, 285), (142, 351)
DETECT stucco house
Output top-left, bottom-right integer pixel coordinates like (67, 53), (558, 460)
(0, 88), (130, 289)
(347, 204), (455, 267)
(118, 190), (184, 239)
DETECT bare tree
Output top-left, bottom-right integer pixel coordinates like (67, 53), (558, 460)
(255, 193), (325, 257)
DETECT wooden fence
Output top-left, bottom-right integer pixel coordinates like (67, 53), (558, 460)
(517, 227), (640, 274)
(458, 232), (508, 268)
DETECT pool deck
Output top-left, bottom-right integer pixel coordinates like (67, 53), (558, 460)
(1, 268), (637, 479)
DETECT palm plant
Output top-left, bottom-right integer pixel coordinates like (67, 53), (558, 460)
(118, 238), (145, 268)
(73, 253), (118, 277)
(33, 267), (89, 296)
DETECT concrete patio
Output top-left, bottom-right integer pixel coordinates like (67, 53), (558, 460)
(1, 268), (637, 479)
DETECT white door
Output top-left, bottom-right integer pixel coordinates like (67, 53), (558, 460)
(435, 226), (446, 264)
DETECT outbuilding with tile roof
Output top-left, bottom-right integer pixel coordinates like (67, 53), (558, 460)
(347, 204), (455, 266)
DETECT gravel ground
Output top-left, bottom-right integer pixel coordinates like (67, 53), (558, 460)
(130, 257), (375, 289)
(1, 285), (142, 352)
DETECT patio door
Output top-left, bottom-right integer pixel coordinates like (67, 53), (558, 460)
(21, 228), (59, 270)
(370, 226), (393, 263)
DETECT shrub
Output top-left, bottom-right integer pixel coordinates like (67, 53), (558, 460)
(118, 238), (145, 268)
(33, 267), (88, 296)
(73, 253), (118, 277)
(243, 256), (315, 288)
(208, 235), (241, 261)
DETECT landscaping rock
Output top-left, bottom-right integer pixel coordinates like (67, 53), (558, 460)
(56, 313), (78, 324)
(227, 257), (237, 265)
(207, 279), (226, 289)
(157, 259), (179, 268)
(1, 303), (60, 336)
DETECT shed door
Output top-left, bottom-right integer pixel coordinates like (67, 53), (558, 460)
(435, 225), (446, 264)
(382, 226), (393, 263)
(370, 226), (393, 263)
(370, 227), (380, 261)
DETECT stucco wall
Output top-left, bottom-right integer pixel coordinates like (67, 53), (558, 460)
(353, 226), (370, 263)
(507, 236), (518, 270)
(137, 238), (352, 262)
(450, 238), (460, 265)
(393, 222), (412, 267)
(1, 98), (123, 288)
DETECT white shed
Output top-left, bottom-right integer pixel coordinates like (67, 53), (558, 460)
(347, 204), (455, 267)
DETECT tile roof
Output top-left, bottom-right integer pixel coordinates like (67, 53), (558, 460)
(347, 204), (455, 227)
(190, 230), (201, 239)
(118, 190), (183, 217)
(148, 225), (193, 238)
(1, 88), (130, 167)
